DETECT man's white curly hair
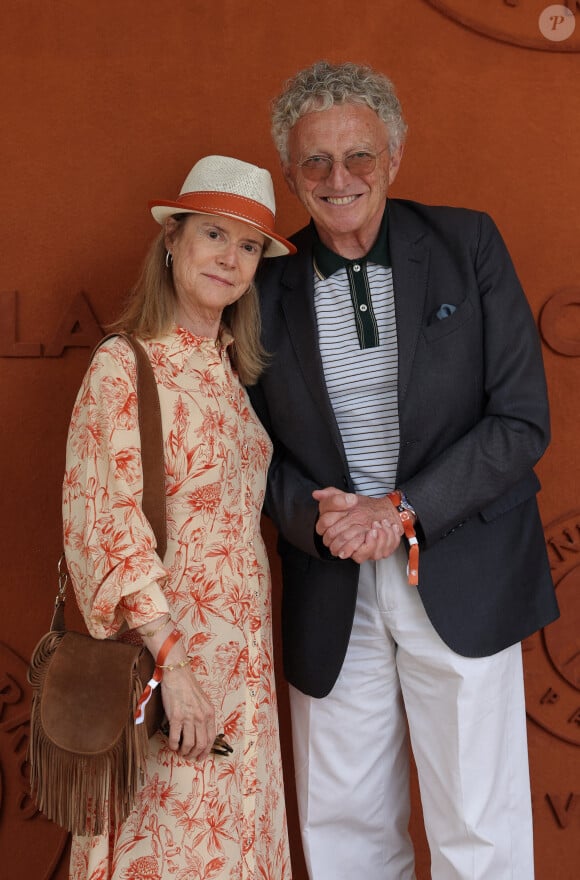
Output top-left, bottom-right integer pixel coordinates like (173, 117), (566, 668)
(271, 60), (408, 164)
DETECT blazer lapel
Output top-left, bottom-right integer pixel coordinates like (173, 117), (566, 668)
(389, 200), (430, 402)
(278, 228), (349, 461)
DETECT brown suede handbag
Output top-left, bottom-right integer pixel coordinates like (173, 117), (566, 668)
(27, 334), (166, 836)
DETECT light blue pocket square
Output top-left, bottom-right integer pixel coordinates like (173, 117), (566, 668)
(435, 303), (457, 321)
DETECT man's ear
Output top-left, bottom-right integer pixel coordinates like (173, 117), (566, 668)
(388, 144), (405, 186)
(282, 163), (297, 196)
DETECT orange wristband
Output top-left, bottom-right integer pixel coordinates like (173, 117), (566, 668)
(135, 629), (182, 724)
(155, 629), (182, 668)
(387, 491), (419, 586)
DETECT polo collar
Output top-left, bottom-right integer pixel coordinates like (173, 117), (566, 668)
(313, 205), (390, 279)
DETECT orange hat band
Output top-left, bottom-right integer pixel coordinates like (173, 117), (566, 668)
(173, 190), (275, 229)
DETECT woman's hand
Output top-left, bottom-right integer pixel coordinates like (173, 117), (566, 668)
(136, 616), (216, 760)
(160, 664), (216, 760)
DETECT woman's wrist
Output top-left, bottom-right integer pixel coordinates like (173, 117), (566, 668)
(154, 629), (182, 666)
(136, 613), (172, 638)
(134, 627), (186, 724)
(154, 631), (193, 677)
(139, 619), (188, 665)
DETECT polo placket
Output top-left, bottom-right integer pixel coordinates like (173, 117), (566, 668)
(346, 260), (380, 349)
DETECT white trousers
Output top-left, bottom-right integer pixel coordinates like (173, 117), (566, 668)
(289, 549), (534, 880)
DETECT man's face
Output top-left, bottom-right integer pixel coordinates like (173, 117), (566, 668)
(283, 102), (403, 253)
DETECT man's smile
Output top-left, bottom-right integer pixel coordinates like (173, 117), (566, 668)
(321, 194), (361, 206)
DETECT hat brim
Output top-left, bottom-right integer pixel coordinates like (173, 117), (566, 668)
(149, 200), (296, 258)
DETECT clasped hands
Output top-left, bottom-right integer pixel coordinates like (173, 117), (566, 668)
(313, 486), (404, 564)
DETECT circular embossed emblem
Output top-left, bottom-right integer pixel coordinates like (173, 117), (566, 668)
(0, 641), (69, 878)
(540, 287), (580, 357)
(424, 1), (580, 52)
(523, 513), (580, 746)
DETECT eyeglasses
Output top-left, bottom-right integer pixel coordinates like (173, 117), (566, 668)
(296, 148), (389, 181)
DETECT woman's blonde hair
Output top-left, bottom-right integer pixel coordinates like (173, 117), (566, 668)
(111, 219), (268, 385)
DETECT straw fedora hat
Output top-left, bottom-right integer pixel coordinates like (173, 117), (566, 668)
(149, 155), (296, 258)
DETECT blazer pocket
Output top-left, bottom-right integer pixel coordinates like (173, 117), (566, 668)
(422, 297), (474, 342)
(479, 471), (541, 523)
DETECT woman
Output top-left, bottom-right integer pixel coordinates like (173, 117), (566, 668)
(62, 155), (296, 880)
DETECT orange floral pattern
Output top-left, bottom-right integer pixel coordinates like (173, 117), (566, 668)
(63, 329), (290, 879)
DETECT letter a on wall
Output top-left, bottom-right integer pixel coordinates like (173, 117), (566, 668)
(44, 291), (103, 357)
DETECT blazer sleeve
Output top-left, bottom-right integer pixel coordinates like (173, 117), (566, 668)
(400, 212), (550, 546)
(248, 379), (323, 558)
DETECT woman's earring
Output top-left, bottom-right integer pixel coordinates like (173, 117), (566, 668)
(165, 251), (173, 269)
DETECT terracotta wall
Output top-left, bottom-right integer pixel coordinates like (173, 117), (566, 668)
(1, 2), (579, 878)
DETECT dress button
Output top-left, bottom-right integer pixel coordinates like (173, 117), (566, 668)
(353, 264), (361, 272)
(359, 303), (368, 312)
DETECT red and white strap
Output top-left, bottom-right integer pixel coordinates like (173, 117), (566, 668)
(134, 628), (181, 725)
(387, 491), (419, 587)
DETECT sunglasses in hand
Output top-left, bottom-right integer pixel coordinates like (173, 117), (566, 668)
(211, 733), (234, 755)
(159, 721), (233, 756)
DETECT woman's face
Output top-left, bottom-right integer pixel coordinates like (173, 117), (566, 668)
(165, 214), (265, 329)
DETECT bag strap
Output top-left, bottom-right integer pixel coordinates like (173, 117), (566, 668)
(91, 333), (167, 558)
(53, 333), (167, 631)
(117, 334), (167, 559)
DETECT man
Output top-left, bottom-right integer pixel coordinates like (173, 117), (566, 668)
(249, 61), (558, 880)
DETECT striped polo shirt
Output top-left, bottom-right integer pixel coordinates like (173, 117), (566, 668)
(312, 211), (400, 498)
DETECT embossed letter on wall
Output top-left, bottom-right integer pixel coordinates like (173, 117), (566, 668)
(0, 290), (103, 358)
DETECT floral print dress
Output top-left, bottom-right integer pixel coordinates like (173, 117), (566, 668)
(63, 328), (291, 880)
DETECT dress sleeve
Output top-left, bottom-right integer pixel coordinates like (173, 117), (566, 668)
(62, 337), (170, 638)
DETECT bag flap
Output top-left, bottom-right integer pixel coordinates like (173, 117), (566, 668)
(41, 632), (145, 754)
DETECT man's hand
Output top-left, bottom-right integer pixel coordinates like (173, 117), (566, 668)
(313, 487), (403, 562)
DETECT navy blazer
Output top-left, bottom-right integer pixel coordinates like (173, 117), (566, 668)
(249, 199), (558, 698)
